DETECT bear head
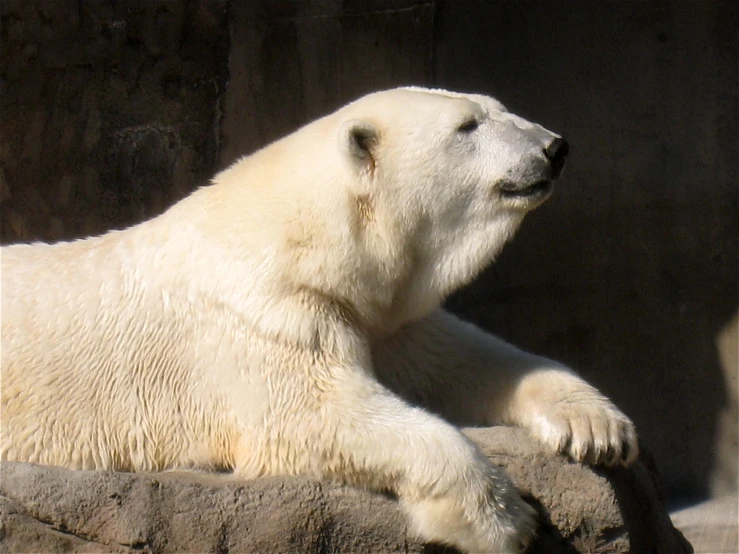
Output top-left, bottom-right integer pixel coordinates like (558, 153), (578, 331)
(207, 87), (568, 339)
(332, 88), (568, 329)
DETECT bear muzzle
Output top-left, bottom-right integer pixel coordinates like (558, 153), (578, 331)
(497, 136), (569, 202)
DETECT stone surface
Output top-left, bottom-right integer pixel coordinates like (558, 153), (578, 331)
(0, 427), (691, 554)
(0, 0), (229, 242)
(670, 495), (738, 554)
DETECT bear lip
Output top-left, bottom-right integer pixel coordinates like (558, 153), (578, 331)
(499, 180), (553, 199)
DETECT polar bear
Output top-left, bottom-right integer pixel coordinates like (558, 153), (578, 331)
(1, 87), (637, 553)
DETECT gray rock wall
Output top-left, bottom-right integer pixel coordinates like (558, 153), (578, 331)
(219, 0), (435, 167)
(0, 0), (229, 241)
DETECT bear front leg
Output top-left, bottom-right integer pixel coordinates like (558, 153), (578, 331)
(329, 384), (536, 553)
(372, 308), (638, 466)
(242, 359), (537, 554)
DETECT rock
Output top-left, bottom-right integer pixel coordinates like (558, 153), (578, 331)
(0, 427), (691, 554)
(670, 495), (738, 553)
(467, 428), (692, 554)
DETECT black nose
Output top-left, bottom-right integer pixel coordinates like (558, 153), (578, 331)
(543, 137), (569, 179)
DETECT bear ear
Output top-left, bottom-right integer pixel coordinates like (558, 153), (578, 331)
(340, 119), (379, 169)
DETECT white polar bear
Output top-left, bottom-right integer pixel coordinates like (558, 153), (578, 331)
(1, 87), (638, 553)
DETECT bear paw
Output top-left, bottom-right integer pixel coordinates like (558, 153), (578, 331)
(405, 464), (537, 553)
(513, 368), (639, 467)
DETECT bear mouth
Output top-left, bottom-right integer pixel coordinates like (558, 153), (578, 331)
(499, 180), (553, 199)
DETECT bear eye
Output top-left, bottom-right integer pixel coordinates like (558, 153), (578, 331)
(457, 118), (479, 133)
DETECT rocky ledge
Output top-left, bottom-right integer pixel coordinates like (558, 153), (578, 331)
(0, 427), (691, 553)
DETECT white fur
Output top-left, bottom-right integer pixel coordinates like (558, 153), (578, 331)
(1, 87), (637, 553)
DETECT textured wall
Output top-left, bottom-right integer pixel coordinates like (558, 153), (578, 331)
(220, 0), (434, 167)
(435, 0), (738, 501)
(0, 0), (229, 242)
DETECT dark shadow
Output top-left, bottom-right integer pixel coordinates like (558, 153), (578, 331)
(438, 0), (738, 504)
(595, 444), (694, 553)
(524, 495), (581, 554)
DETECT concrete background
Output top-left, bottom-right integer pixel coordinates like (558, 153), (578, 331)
(435, 1), (738, 503)
(0, 0), (229, 241)
(1, 0), (736, 505)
